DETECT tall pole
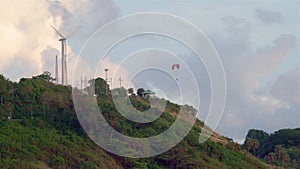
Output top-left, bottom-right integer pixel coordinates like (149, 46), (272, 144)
(61, 40), (65, 85)
(55, 55), (58, 84)
(119, 77), (123, 88)
(64, 40), (68, 85)
(61, 39), (67, 85)
(104, 68), (109, 95)
(84, 76), (88, 89)
(109, 78), (113, 88)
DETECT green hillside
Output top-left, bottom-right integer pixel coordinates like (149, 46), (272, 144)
(0, 72), (268, 169)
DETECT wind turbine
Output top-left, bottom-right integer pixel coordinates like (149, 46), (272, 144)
(51, 25), (76, 85)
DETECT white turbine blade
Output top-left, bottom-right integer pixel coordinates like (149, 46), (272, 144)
(66, 29), (79, 39)
(51, 25), (65, 38)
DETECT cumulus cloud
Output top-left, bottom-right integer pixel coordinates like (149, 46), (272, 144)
(48, 0), (120, 35)
(210, 15), (298, 142)
(271, 69), (300, 105)
(41, 47), (60, 75)
(255, 8), (283, 24)
(0, 0), (56, 80)
(0, 0), (121, 83)
(253, 34), (296, 74)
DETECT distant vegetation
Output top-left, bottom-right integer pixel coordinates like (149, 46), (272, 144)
(243, 128), (300, 168)
(0, 72), (269, 168)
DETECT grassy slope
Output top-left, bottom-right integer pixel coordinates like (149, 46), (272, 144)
(0, 113), (268, 169)
(0, 120), (121, 169)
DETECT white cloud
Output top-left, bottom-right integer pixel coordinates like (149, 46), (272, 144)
(0, 0), (56, 80)
(271, 69), (300, 105)
(255, 8), (283, 24)
(0, 0), (121, 83)
(211, 15), (298, 141)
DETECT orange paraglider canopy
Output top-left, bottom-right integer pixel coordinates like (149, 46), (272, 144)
(171, 64), (180, 70)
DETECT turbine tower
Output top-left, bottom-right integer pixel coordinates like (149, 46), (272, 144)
(51, 25), (68, 85)
(55, 55), (59, 84)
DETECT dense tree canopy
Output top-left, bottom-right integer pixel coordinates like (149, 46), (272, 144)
(136, 88), (145, 97)
(244, 128), (300, 168)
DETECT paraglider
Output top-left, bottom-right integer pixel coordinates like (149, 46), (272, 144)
(171, 64), (180, 81)
(171, 64), (180, 70)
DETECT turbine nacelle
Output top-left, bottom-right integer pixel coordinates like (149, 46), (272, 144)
(59, 38), (66, 41)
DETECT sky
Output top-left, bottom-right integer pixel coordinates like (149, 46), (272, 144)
(0, 0), (299, 143)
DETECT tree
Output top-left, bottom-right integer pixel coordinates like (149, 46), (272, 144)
(268, 152), (276, 166)
(245, 129), (269, 157)
(286, 146), (300, 162)
(128, 88), (134, 95)
(244, 138), (260, 157)
(252, 139), (260, 157)
(275, 145), (289, 165)
(33, 71), (55, 82)
(246, 129), (269, 142)
(244, 138), (252, 152)
(137, 88), (145, 97)
(2, 102), (14, 119)
(275, 145), (283, 161)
